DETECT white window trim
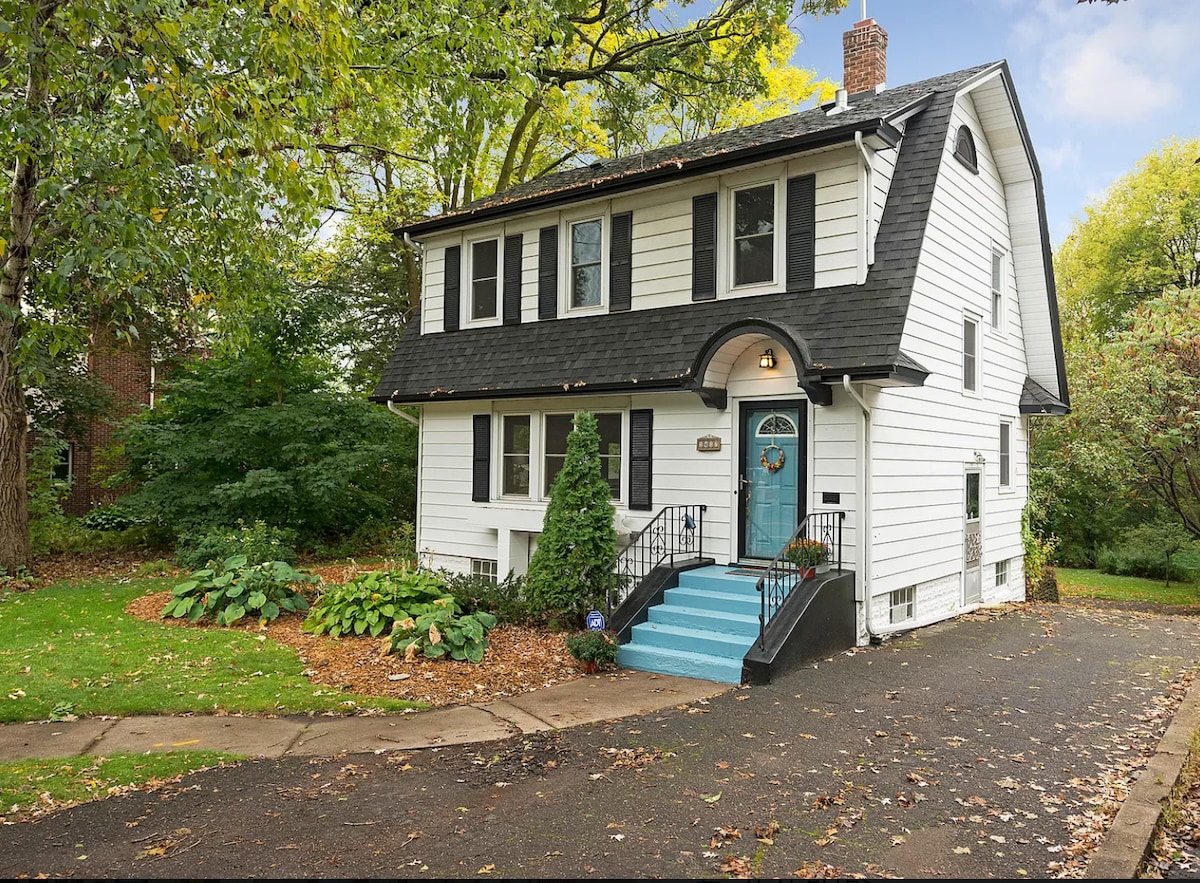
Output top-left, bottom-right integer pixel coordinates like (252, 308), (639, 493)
(998, 418), (1013, 493)
(726, 178), (781, 294)
(994, 558), (1009, 588)
(490, 405), (627, 505)
(471, 558), (499, 583)
(540, 410), (626, 503)
(464, 230), (503, 328)
(562, 209), (609, 315)
(962, 311), (981, 397)
(499, 413), (534, 500)
(989, 244), (1006, 334)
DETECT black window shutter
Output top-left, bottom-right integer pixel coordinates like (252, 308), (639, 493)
(538, 225), (558, 320)
(503, 233), (522, 325)
(443, 245), (461, 332)
(471, 414), (491, 503)
(628, 409), (653, 511)
(691, 193), (717, 301)
(609, 211), (633, 312)
(786, 174), (816, 291)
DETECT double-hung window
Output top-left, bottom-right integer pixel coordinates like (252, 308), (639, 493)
(732, 183), (775, 287)
(990, 246), (1004, 330)
(543, 412), (622, 499)
(502, 415), (531, 496)
(470, 239), (499, 321)
(569, 219), (603, 309)
(999, 421), (1012, 489)
(963, 315), (979, 394)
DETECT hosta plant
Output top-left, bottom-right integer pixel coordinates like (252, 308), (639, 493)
(162, 555), (317, 626)
(386, 597), (498, 664)
(303, 569), (455, 639)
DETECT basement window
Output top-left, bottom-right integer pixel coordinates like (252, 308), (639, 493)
(995, 559), (1009, 588)
(471, 559), (499, 584)
(889, 586), (915, 625)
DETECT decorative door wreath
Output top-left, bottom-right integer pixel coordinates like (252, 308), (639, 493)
(760, 444), (785, 472)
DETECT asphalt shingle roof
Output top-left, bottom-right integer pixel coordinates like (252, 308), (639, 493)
(374, 64), (997, 404)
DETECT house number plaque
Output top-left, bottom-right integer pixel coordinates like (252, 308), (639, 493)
(696, 435), (722, 452)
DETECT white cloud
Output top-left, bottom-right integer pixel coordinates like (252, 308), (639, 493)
(1040, 139), (1081, 176)
(1011, 0), (1200, 127)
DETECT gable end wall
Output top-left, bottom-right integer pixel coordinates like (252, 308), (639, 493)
(869, 90), (1029, 618)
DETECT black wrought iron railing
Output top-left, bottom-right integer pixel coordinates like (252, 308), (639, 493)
(755, 511), (845, 650)
(607, 505), (706, 618)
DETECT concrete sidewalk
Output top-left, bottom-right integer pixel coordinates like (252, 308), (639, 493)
(0, 670), (731, 761)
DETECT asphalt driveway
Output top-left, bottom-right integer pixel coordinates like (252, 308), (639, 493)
(2, 602), (1197, 879)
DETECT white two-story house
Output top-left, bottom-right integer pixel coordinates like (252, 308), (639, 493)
(372, 19), (1069, 684)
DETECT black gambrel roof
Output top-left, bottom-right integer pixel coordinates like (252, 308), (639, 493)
(374, 64), (999, 405)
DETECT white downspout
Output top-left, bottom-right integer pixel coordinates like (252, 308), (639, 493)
(854, 131), (874, 283)
(388, 400), (422, 566)
(843, 375), (876, 641)
(386, 400), (419, 427)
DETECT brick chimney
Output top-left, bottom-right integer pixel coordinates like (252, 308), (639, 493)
(843, 18), (888, 95)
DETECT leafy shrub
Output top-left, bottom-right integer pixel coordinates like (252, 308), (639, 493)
(80, 503), (153, 532)
(565, 629), (619, 666)
(1096, 546), (1194, 583)
(437, 570), (530, 624)
(113, 351), (417, 544)
(162, 555), (317, 625)
(303, 569), (452, 638)
(387, 598), (498, 664)
(175, 521), (298, 570)
(30, 515), (169, 556)
(1097, 519), (1197, 583)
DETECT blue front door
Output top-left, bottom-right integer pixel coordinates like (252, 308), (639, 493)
(740, 403), (805, 560)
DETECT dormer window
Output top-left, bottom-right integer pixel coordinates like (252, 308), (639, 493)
(953, 125), (978, 174)
(732, 183), (775, 287)
(569, 218), (603, 309)
(470, 239), (500, 321)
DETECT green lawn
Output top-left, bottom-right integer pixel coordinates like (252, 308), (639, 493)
(0, 751), (238, 819)
(1057, 567), (1200, 608)
(0, 577), (423, 723)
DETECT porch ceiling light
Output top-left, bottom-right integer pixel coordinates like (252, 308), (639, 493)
(759, 348), (776, 370)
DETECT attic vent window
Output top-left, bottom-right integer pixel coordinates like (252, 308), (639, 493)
(953, 125), (978, 174)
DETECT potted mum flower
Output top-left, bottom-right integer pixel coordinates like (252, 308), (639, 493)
(783, 538), (829, 578)
(565, 629), (619, 674)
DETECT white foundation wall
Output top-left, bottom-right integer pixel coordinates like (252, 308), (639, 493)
(865, 89), (1031, 633)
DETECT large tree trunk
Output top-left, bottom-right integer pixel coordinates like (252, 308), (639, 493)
(0, 2), (56, 574)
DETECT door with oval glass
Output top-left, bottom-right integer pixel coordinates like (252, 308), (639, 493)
(739, 402), (806, 561)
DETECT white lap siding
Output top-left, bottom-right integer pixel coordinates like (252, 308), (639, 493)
(415, 348), (863, 575)
(866, 89), (1030, 631)
(417, 146), (873, 329)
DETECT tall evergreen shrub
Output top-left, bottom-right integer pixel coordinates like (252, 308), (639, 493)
(524, 412), (617, 623)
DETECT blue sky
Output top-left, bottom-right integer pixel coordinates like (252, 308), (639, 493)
(790, 0), (1200, 245)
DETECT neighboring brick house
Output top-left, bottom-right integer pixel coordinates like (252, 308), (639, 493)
(54, 341), (155, 516)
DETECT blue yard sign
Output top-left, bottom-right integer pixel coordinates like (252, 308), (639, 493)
(585, 610), (606, 631)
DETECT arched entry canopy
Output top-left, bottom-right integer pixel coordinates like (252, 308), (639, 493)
(686, 318), (833, 410)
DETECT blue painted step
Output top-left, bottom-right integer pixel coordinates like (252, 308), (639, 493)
(617, 565), (763, 684)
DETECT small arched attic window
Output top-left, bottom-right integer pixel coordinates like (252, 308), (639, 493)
(953, 125), (979, 173)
